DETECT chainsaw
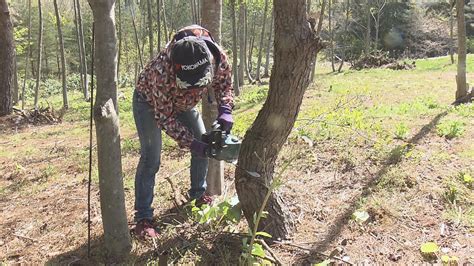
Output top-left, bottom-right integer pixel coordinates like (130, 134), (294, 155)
(201, 123), (241, 163)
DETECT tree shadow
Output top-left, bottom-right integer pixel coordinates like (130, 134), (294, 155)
(46, 203), (242, 265)
(293, 110), (448, 264)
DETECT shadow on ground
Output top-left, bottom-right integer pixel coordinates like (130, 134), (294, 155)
(293, 111), (448, 264)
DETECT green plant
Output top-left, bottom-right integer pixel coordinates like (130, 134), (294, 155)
(394, 122), (409, 140)
(444, 184), (458, 205)
(240, 159), (291, 265)
(436, 120), (465, 139)
(420, 241), (439, 260)
(189, 196), (241, 229)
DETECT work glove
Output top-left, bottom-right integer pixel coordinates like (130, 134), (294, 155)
(190, 139), (209, 158)
(216, 105), (233, 133)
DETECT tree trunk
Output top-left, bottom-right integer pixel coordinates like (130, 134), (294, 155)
(201, 0), (224, 195)
(255, 0), (269, 81)
(365, 0), (372, 54)
(13, 52), (19, 105)
(234, 0), (322, 240)
(87, 0), (132, 260)
(21, 0), (32, 109)
(73, 0), (84, 96)
(243, 1), (254, 84)
(238, 0), (246, 86)
(76, 0), (89, 101)
(310, 0), (326, 82)
(248, 9), (257, 77)
(449, 0), (455, 64)
(130, 4), (144, 68)
(456, 0), (469, 103)
(329, 0), (335, 71)
(147, 0), (153, 59)
(0, 0), (14, 116)
(263, 9), (274, 78)
(53, 0), (68, 109)
(157, 0), (161, 51)
(162, 0), (169, 43)
(33, 0), (43, 109)
(117, 0), (122, 78)
(230, 0), (240, 95)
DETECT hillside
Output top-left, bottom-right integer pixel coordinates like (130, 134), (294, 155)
(0, 56), (473, 264)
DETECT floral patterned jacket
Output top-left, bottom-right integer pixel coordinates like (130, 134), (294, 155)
(136, 26), (234, 149)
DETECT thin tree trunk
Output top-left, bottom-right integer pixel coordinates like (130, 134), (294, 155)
(456, 0), (469, 102)
(243, 2), (254, 83)
(311, 0), (326, 82)
(329, 0), (335, 72)
(13, 53), (19, 104)
(230, 0), (240, 95)
(201, 0), (224, 196)
(54, 0), (68, 109)
(87, 0), (132, 260)
(117, 0), (122, 78)
(157, 0), (161, 51)
(34, 0), (43, 109)
(162, 0), (169, 43)
(248, 9), (257, 77)
(365, 0), (372, 54)
(73, 0), (84, 96)
(263, 9), (274, 78)
(147, 0), (153, 59)
(21, 0), (32, 109)
(238, 0), (245, 86)
(0, 0), (14, 116)
(449, 1), (455, 64)
(235, 0), (322, 240)
(338, 0), (350, 72)
(77, 0), (89, 100)
(255, 0), (269, 81)
(130, 4), (144, 68)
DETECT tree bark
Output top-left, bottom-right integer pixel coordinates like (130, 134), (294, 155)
(0, 0), (14, 116)
(21, 0), (32, 109)
(33, 0), (43, 109)
(234, 0), (322, 240)
(456, 0), (469, 103)
(87, 0), (132, 260)
(201, 0), (224, 195)
(54, 0), (68, 109)
(230, 0), (240, 95)
(76, 0), (89, 101)
(255, 0), (269, 81)
(162, 0), (169, 43)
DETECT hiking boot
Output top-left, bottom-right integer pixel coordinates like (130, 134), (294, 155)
(195, 194), (213, 207)
(134, 219), (158, 238)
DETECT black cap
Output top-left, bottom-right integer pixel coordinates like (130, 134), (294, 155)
(171, 36), (213, 90)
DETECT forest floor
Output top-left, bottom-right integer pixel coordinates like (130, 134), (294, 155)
(1, 56), (473, 265)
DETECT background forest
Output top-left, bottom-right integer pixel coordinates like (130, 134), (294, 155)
(1, 0), (473, 264)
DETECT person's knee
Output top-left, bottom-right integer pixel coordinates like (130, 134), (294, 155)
(140, 152), (161, 172)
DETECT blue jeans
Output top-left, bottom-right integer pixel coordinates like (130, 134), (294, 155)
(133, 90), (208, 222)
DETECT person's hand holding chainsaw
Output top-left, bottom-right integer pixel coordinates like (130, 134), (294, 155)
(216, 104), (233, 133)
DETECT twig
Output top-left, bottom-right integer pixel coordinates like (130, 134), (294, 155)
(257, 239), (283, 266)
(274, 241), (353, 265)
(13, 233), (37, 242)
